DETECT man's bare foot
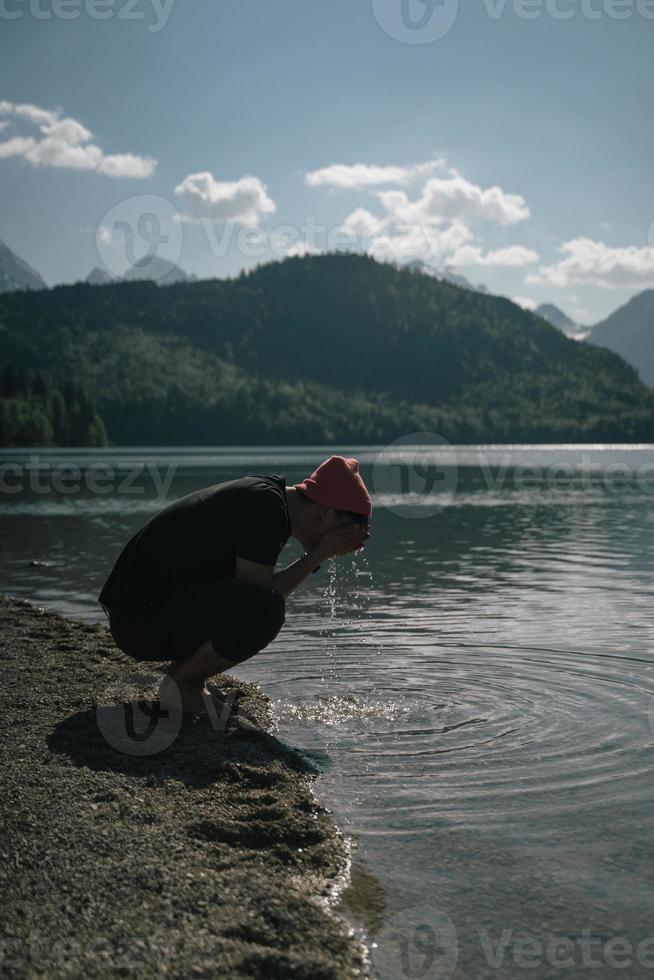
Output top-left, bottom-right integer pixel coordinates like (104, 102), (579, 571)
(158, 674), (205, 718)
(158, 675), (237, 726)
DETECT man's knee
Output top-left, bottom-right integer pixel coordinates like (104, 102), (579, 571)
(234, 581), (285, 625)
(216, 581), (285, 661)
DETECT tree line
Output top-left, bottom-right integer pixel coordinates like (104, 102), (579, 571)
(0, 364), (106, 447)
(1, 252), (653, 446)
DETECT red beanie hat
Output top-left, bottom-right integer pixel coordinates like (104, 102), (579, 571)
(293, 455), (372, 519)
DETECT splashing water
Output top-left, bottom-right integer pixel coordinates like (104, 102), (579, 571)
(315, 550), (381, 763)
(319, 561), (339, 683)
(319, 550), (379, 684)
(272, 691), (415, 727)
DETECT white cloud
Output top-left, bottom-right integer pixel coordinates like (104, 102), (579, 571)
(0, 99), (156, 178)
(527, 237), (654, 289)
(174, 171), (276, 227)
(308, 157), (533, 283)
(305, 157), (449, 189)
(5, 101), (58, 126)
(98, 224), (113, 245)
(339, 196), (532, 271)
(451, 244), (539, 267)
(377, 174), (530, 228)
(341, 207), (386, 239)
(512, 295), (538, 310)
(365, 222), (474, 268)
(97, 153), (158, 179)
(283, 241), (322, 258)
(0, 136), (36, 158)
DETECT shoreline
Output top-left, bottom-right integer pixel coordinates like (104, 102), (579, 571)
(0, 593), (373, 978)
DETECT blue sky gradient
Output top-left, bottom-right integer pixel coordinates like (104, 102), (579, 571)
(0, 0), (652, 323)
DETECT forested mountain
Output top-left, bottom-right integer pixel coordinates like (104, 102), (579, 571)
(1, 252), (653, 446)
(0, 365), (106, 447)
(587, 290), (654, 387)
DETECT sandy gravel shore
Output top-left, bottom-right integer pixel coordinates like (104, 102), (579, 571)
(0, 594), (372, 979)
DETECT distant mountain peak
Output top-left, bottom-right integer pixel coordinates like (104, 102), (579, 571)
(0, 238), (48, 294)
(535, 302), (577, 331)
(405, 259), (488, 295)
(123, 256), (196, 286)
(588, 289), (654, 386)
(535, 302), (592, 342)
(82, 257), (196, 288)
(85, 267), (115, 286)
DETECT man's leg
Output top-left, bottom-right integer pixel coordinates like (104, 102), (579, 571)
(158, 640), (237, 716)
(157, 580), (286, 719)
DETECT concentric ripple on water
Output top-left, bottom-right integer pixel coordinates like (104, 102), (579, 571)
(266, 640), (654, 841)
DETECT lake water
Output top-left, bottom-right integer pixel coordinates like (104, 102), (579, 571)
(2, 444), (654, 979)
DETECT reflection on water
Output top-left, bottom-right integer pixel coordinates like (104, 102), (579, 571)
(2, 444), (654, 978)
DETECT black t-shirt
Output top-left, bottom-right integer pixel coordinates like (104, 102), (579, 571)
(98, 474), (291, 613)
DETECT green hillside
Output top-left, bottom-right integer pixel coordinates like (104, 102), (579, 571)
(1, 253), (653, 446)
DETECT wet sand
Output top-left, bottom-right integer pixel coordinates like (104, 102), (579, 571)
(0, 594), (372, 978)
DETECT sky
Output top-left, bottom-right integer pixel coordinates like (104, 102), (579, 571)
(0, 0), (652, 324)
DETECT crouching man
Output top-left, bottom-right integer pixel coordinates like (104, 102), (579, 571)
(98, 455), (371, 718)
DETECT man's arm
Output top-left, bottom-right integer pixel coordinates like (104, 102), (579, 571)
(235, 521), (368, 599)
(235, 549), (322, 599)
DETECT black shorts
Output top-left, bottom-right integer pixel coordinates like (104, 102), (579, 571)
(105, 579), (285, 665)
